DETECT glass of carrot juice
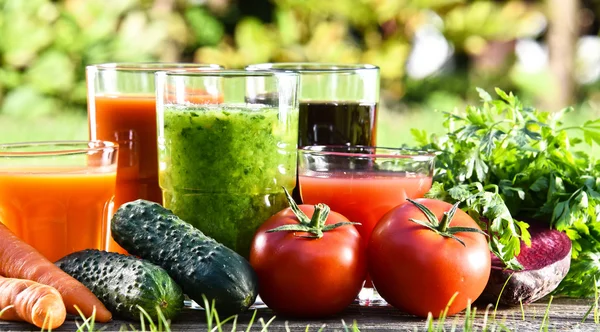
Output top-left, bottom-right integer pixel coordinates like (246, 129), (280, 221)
(86, 63), (222, 253)
(0, 141), (118, 262)
(298, 146), (435, 302)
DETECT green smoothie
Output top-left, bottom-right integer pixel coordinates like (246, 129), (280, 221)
(159, 104), (298, 258)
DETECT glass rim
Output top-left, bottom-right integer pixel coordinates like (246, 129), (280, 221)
(87, 62), (223, 73)
(299, 145), (437, 161)
(245, 63), (379, 74)
(0, 140), (118, 157)
(155, 69), (300, 78)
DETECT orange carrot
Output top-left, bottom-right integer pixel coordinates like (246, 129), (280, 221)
(0, 223), (112, 322)
(0, 276), (66, 329)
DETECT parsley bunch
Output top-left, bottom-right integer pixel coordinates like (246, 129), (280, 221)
(412, 88), (600, 297)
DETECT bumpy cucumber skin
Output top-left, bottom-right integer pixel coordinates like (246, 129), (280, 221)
(56, 249), (184, 321)
(111, 199), (259, 315)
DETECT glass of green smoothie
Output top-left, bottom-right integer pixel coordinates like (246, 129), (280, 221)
(155, 70), (300, 258)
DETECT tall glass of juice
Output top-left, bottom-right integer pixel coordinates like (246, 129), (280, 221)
(0, 141), (118, 262)
(298, 145), (435, 301)
(156, 70), (299, 258)
(245, 63), (379, 147)
(246, 63), (379, 201)
(87, 62), (222, 253)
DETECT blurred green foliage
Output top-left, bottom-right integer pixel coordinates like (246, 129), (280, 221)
(0, 0), (187, 117)
(0, 0), (547, 117)
(197, 0), (544, 100)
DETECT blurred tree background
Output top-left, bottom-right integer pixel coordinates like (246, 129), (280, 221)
(0, 0), (599, 144)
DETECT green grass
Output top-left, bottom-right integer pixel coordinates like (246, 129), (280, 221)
(60, 295), (598, 332)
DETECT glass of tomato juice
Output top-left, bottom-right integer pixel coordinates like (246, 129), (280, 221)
(298, 146), (435, 303)
(86, 63), (222, 253)
(0, 141), (118, 262)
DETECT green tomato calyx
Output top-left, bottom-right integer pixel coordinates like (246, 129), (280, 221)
(265, 187), (360, 239)
(407, 198), (488, 246)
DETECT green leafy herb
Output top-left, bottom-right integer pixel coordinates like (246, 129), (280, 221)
(414, 88), (600, 296)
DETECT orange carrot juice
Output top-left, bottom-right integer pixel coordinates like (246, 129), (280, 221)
(0, 168), (116, 262)
(92, 95), (160, 207)
(90, 95), (158, 253)
(300, 173), (433, 248)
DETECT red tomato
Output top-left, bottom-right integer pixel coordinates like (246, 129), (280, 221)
(368, 198), (490, 317)
(250, 204), (367, 318)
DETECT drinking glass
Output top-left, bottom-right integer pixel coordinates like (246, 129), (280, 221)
(245, 63), (379, 147)
(87, 62), (222, 253)
(298, 145), (435, 303)
(246, 63), (379, 202)
(0, 141), (118, 262)
(155, 70), (299, 259)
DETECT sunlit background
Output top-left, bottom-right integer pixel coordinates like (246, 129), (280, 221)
(0, 0), (597, 146)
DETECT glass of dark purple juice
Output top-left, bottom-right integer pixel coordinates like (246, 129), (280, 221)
(245, 63), (380, 148)
(246, 63), (380, 202)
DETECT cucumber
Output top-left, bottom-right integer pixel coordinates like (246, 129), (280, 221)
(56, 249), (184, 321)
(111, 199), (259, 316)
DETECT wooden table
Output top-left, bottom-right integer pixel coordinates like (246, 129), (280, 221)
(1, 298), (598, 331)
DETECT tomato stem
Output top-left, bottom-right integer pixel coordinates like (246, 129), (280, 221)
(309, 203), (330, 233)
(265, 188), (360, 238)
(407, 199), (488, 246)
(283, 186), (311, 224)
(438, 202), (459, 232)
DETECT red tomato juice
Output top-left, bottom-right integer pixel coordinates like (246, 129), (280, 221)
(300, 173), (432, 286)
(0, 167), (116, 262)
(300, 173), (432, 246)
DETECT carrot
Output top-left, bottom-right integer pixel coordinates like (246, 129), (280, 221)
(0, 223), (112, 322)
(0, 276), (66, 329)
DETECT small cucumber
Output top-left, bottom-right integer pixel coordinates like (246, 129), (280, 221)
(56, 249), (184, 321)
(111, 199), (259, 316)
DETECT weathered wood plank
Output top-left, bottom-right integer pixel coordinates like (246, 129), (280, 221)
(0, 298), (598, 331)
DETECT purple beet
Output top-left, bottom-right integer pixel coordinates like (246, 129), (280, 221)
(480, 225), (572, 305)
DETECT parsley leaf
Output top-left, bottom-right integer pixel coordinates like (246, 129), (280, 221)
(413, 88), (600, 296)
